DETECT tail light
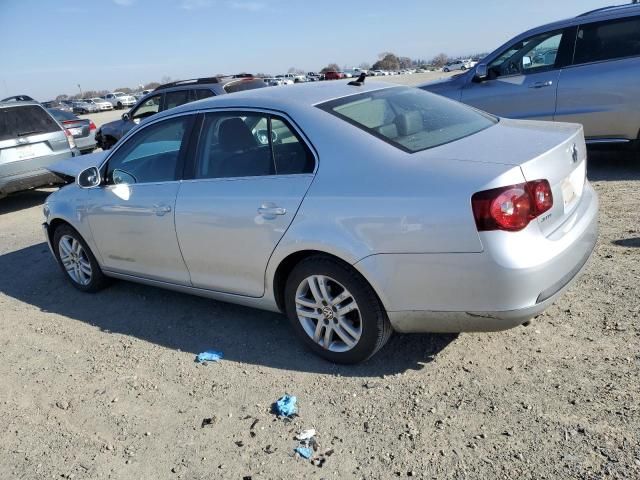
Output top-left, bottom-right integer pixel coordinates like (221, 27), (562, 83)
(89, 121), (96, 131)
(472, 180), (553, 232)
(63, 129), (77, 149)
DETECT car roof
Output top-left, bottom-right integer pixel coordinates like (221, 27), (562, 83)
(0, 100), (42, 108)
(158, 80), (397, 118)
(520, 2), (639, 36)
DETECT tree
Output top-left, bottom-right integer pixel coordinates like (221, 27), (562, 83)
(144, 82), (160, 90)
(398, 56), (413, 69)
(160, 75), (172, 84)
(431, 53), (449, 68)
(372, 53), (400, 71)
(320, 63), (340, 73)
(114, 87), (132, 93)
(55, 94), (68, 102)
(359, 62), (371, 70)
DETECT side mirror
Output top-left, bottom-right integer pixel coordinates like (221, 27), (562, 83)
(122, 112), (130, 121)
(474, 63), (488, 80)
(77, 166), (101, 188)
(523, 56), (532, 67)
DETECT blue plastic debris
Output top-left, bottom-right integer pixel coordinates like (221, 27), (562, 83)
(294, 447), (313, 459)
(273, 394), (297, 417)
(195, 350), (223, 363)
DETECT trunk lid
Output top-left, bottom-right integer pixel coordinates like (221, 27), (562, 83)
(424, 118), (587, 237)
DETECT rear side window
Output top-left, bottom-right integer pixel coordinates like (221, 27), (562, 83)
(574, 17), (640, 65)
(0, 105), (60, 141)
(318, 87), (497, 153)
(223, 79), (267, 94)
(194, 89), (214, 100)
(193, 112), (314, 179)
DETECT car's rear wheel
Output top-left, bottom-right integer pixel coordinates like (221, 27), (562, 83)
(117, 102), (122, 109)
(53, 225), (110, 293)
(444, 68), (450, 72)
(284, 255), (392, 364)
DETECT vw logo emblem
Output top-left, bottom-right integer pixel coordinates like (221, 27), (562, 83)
(570, 143), (579, 163)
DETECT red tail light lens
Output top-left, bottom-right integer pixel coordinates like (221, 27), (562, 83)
(63, 128), (76, 149)
(472, 180), (553, 232)
(89, 121), (96, 131)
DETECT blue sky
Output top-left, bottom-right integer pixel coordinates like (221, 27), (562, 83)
(1, 0), (613, 100)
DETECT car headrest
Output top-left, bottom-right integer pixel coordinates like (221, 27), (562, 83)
(396, 111), (423, 136)
(219, 118), (256, 152)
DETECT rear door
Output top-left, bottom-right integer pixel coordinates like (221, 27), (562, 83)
(555, 15), (640, 141)
(461, 28), (573, 120)
(175, 110), (316, 296)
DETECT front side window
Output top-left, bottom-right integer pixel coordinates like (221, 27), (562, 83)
(489, 31), (563, 77)
(574, 17), (640, 65)
(105, 116), (191, 185)
(194, 112), (314, 179)
(131, 94), (162, 122)
(318, 87), (496, 153)
(164, 90), (191, 110)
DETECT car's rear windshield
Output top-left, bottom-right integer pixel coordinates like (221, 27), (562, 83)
(0, 105), (61, 141)
(317, 87), (497, 153)
(48, 108), (76, 121)
(223, 79), (267, 94)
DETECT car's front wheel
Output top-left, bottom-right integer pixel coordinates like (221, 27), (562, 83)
(53, 225), (110, 293)
(284, 255), (392, 364)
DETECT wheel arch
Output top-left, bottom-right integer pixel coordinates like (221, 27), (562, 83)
(270, 249), (390, 315)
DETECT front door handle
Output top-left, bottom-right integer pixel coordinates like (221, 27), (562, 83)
(529, 80), (553, 89)
(153, 204), (172, 216)
(258, 204), (286, 218)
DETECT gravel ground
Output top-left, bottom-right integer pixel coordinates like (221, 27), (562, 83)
(1, 144), (638, 478)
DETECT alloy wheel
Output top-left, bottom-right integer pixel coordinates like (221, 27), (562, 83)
(58, 234), (92, 286)
(295, 275), (362, 352)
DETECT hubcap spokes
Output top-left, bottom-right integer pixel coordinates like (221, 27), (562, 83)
(59, 235), (92, 286)
(295, 275), (362, 353)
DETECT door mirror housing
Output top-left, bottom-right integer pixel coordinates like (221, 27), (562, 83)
(77, 166), (101, 188)
(122, 112), (130, 121)
(474, 63), (488, 80)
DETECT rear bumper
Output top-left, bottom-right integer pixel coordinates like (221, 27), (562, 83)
(0, 151), (75, 196)
(356, 182), (599, 333)
(75, 136), (97, 152)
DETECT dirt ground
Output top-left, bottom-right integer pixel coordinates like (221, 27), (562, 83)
(0, 149), (638, 480)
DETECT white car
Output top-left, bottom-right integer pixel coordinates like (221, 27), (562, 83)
(443, 61), (469, 72)
(90, 98), (114, 111)
(103, 92), (136, 110)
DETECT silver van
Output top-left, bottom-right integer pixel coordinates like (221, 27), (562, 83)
(0, 101), (78, 198)
(420, 4), (640, 148)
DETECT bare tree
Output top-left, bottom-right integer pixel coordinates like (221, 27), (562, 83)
(160, 75), (172, 84)
(431, 53), (449, 68)
(144, 82), (160, 90)
(359, 62), (371, 70)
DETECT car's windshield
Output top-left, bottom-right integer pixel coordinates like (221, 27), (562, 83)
(318, 87), (497, 153)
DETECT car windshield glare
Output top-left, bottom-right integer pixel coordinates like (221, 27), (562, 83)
(317, 87), (497, 153)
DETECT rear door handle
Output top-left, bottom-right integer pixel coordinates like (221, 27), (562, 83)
(153, 204), (172, 216)
(529, 80), (553, 89)
(258, 204), (286, 218)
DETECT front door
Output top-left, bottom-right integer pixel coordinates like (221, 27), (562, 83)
(87, 114), (195, 284)
(175, 111), (316, 297)
(461, 29), (568, 120)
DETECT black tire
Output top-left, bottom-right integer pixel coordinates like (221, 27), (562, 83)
(117, 102), (122, 109)
(443, 68), (449, 72)
(52, 224), (111, 293)
(284, 255), (392, 364)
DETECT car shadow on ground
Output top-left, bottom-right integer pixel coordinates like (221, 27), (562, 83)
(0, 189), (55, 215)
(0, 242), (456, 377)
(587, 148), (640, 181)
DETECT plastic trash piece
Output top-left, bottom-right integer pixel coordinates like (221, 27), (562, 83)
(295, 447), (313, 459)
(295, 429), (316, 441)
(273, 394), (297, 417)
(195, 350), (223, 363)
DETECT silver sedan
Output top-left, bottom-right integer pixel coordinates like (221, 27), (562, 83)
(43, 81), (598, 363)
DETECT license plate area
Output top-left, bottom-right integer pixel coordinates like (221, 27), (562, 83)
(16, 145), (36, 160)
(561, 161), (586, 213)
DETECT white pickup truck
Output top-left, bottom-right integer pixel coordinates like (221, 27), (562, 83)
(103, 92), (136, 110)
